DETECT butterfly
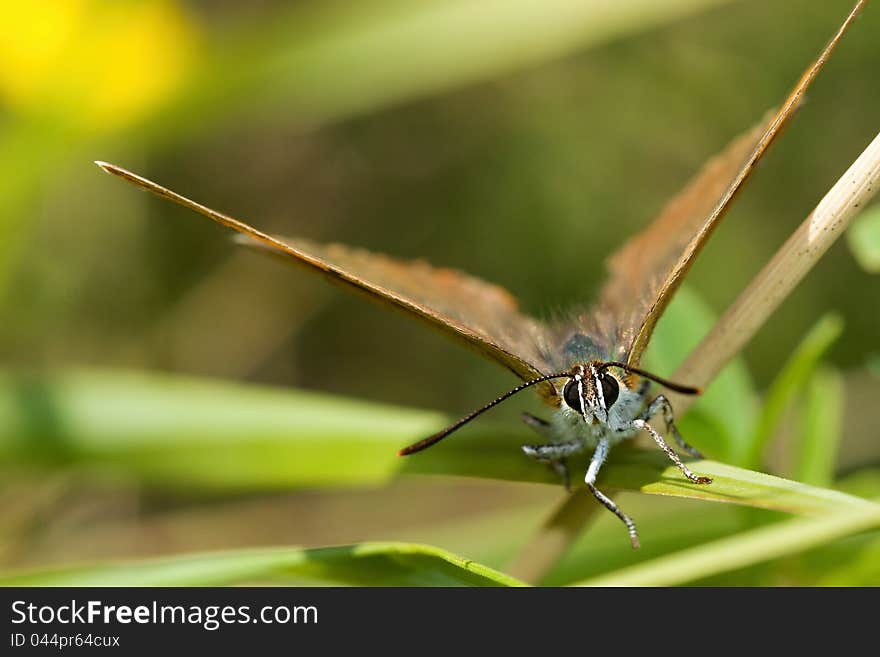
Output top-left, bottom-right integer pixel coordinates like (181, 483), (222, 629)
(96, 1), (863, 548)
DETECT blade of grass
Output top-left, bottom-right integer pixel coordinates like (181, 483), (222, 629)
(793, 366), (844, 487)
(0, 542), (525, 587)
(574, 500), (880, 586)
(0, 368), (442, 489)
(595, 452), (870, 515)
(0, 369), (870, 515)
(743, 313), (843, 469)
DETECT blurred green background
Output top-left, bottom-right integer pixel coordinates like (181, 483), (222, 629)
(0, 0), (878, 585)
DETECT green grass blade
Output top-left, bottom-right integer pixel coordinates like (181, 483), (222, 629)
(574, 501), (880, 586)
(0, 368), (440, 489)
(744, 313), (843, 469)
(0, 542), (525, 587)
(793, 366), (844, 487)
(595, 452), (870, 515)
(0, 369), (870, 515)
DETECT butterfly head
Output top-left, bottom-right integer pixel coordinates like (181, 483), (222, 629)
(397, 360), (699, 456)
(560, 362), (622, 426)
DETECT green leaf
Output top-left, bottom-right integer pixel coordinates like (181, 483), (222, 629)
(0, 368), (440, 489)
(847, 203), (880, 273)
(0, 542), (524, 587)
(745, 313), (843, 469)
(594, 452), (870, 516)
(0, 369), (870, 518)
(573, 501), (880, 586)
(793, 366), (844, 487)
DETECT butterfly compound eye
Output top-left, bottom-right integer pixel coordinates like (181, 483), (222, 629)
(562, 379), (584, 413)
(600, 373), (619, 409)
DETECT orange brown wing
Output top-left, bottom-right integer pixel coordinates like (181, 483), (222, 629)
(593, 114), (770, 365)
(593, 0), (865, 368)
(95, 162), (554, 395)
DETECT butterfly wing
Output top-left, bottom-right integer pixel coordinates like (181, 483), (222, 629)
(594, 114), (770, 366)
(235, 233), (552, 383)
(587, 1), (864, 369)
(96, 162), (554, 394)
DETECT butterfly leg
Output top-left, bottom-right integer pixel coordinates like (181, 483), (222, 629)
(585, 438), (639, 549)
(521, 441), (581, 491)
(521, 412), (552, 435)
(633, 417), (712, 485)
(640, 394), (703, 458)
(521, 416), (581, 491)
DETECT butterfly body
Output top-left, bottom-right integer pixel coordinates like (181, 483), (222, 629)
(530, 334), (651, 452)
(541, 371), (646, 450)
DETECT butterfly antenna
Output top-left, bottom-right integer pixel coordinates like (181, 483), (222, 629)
(398, 372), (572, 456)
(598, 361), (701, 395)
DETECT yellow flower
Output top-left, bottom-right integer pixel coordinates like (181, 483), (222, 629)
(0, 0), (199, 131)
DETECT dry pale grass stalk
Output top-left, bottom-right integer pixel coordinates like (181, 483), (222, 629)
(670, 130), (880, 414)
